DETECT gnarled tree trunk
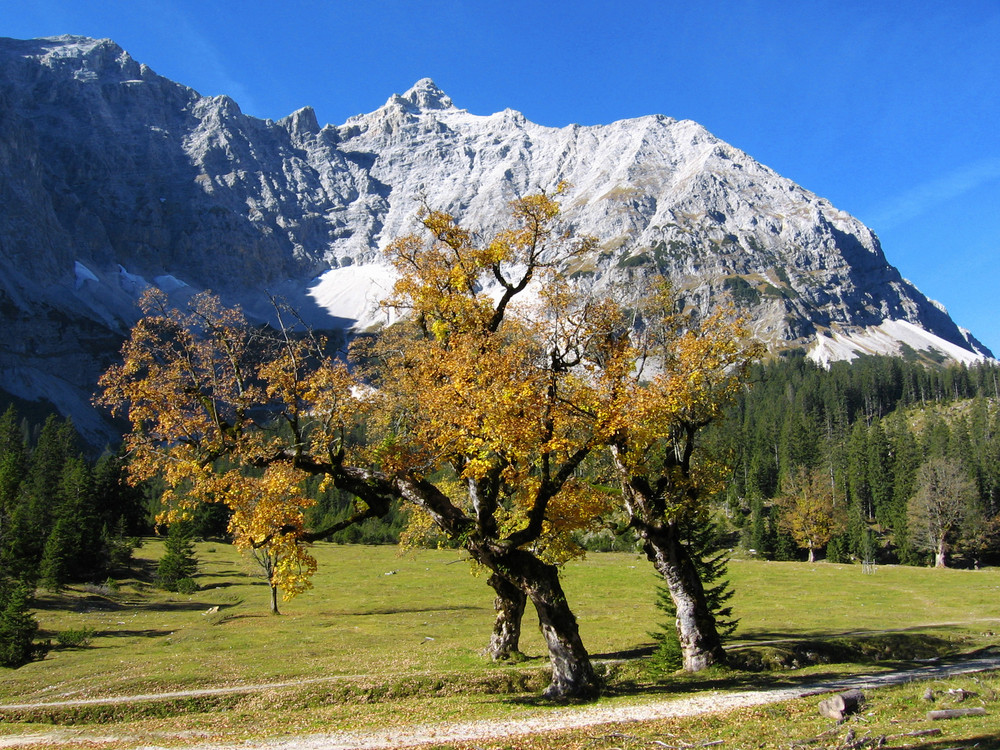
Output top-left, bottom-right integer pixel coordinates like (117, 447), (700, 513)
(611, 446), (726, 672)
(487, 572), (526, 661)
(639, 520), (727, 671)
(396, 474), (596, 700)
(498, 548), (597, 699)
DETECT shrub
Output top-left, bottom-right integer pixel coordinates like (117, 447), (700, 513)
(56, 627), (95, 648)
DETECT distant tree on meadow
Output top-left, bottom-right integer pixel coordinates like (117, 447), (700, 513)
(908, 457), (979, 567)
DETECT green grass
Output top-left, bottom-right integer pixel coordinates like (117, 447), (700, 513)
(2, 543), (1000, 748)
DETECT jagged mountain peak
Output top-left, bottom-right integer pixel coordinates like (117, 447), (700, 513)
(400, 77), (454, 111)
(25, 35), (132, 73)
(0, 34), (992, 445)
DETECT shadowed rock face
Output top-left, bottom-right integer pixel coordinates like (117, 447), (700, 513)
(0, 35), (990, 444)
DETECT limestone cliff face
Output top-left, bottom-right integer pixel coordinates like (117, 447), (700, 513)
(0, 36), (989, 443)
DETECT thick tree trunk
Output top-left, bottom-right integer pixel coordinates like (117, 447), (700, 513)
(935, 539), (948, 568)
(518, 554), (597, 699)
(485, 548), (596, 699)
(377, 472), (596, 699)
(641, 522), (727, 672)
(486, 572), (526, 661)
(609, 445), (726, 673)
(807, 545), (815, 563)
(269, 584), (280, 614)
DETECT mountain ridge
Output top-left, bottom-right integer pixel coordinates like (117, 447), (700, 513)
(0, 35), (991, 444)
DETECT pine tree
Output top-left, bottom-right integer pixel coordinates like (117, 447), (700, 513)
(12, 416), (78, 573)
(39, 457), (104, 588)
(0, 581), (40, 668)
(38, 517), (74, 591)
(156, 522), (198, 592)
(92, 451), (148, 535)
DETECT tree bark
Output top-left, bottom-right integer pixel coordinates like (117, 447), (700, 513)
(503, 549), (597, 699)
(269, 583), (279, 615)
(486, 572), (526, 661)
(394, 474), (597, 699)
(610, 443), (727, 673)
(935, 538), (948, 568)
(639, 520), (727, 672)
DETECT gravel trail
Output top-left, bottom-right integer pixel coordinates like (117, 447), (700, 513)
(3, 652), (999, 750)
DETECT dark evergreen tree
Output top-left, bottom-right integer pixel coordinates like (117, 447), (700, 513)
(0, 582), (40, 668)
(92, 451), (149, 536)
(747, 496), (775, 558)
(11, 416), (78, 575)
(156, 522), (198, 592)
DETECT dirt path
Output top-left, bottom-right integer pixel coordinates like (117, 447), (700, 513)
(3, 652), (1000, 750)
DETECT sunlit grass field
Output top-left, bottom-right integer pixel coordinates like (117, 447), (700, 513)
(2, 541), (1000, 748)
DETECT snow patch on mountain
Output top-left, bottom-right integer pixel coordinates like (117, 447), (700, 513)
(808, 319), (987, 367)
(308, 264), (399, 331)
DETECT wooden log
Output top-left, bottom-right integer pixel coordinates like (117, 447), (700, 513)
(927, 707), (987, 720)
(818, 689), (866, 721)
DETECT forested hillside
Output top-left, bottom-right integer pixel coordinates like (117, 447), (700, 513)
(713, 354), (1000, 567)
(0, 408), (148, 591)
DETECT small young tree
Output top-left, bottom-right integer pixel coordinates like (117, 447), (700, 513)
(38, 517), (75, 591)
(0, 581), (40, 668)
(156, 521), (198, 591)
(908, 457), (978, 567)
(102, 517), (140, 573)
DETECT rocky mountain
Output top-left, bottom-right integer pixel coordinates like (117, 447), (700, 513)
(0, 35), (991, 445)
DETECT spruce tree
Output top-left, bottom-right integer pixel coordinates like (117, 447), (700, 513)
(156, 522), (198, 592)
(0, 581), (40, 668)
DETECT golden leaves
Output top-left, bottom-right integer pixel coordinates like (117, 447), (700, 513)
(99, 187), (765, 598)
(97, 290), (351, 601)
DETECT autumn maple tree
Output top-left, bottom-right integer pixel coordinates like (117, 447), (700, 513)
(582, 282), (763, 671)
(777, 466), (843, 563)
(99, 188), (761, 694)
(100, 191), (611, 698)
(98, 290), (386, 608)
(908, 457), (979, 567)
(363, 190), (612, 695)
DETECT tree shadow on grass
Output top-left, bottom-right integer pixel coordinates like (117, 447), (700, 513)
(334, 605), (489, 617)
(734, 622), (974, 643)
(92, 628), (175, 639)
(117, 600), (226, 613)
(196, 581), (246, 589)
(593, 645), (656, 660)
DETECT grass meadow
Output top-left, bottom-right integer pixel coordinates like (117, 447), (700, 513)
(2, 541), (1000, 748)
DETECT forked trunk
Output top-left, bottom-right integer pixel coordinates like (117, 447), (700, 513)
(393, 474), (596, 698)
(641, 522), (727, 672)
(487, 572), (526, 661)
(488, 548), (597, 699)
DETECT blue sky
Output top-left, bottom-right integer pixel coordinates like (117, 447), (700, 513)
(4, 0), (999, 353)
